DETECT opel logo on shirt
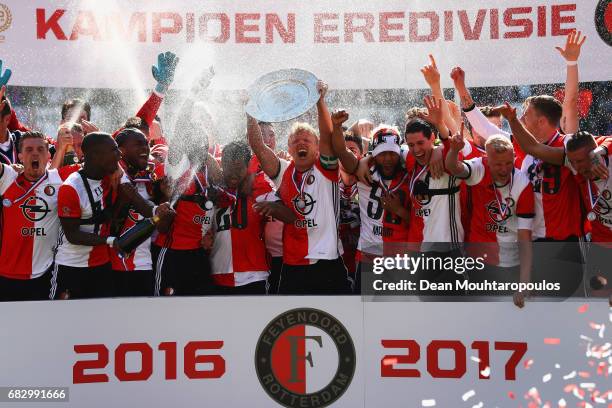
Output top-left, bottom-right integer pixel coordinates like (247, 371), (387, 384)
(293, 193), (316, 216)
(20, 196), (51, 222)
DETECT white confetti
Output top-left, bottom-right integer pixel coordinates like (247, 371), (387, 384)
(558, 398), (566, 407)
(543, 373), (552, 383)
(580, 382), (595, 389)
(555, 363), (561, 369)
(581, 335), (594, 342)
(572, 387), (584, 400)
(421, 399), (436, 407)
(480, 366), (491, 377)
(462, 390), (475, 401)
(563, 371), (576, 380)
(594, 396), (606, 403)
(471, 403), (483, 408)
(470, 356), (481, 363)
(599, 324), (605, 338)
(602, 343), (611, 351)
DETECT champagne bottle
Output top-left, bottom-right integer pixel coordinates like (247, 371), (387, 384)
(116, 215), (160, 254)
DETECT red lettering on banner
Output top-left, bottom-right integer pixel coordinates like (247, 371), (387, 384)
(458, 9), (487, 40)
(184, 341), (226, 379)
(551, 4), (576, 35)
(158, 342), (178, 380)
(73, 344), (109, 384)
(152, 12), (183, 42)
(426, 340), (466, 379)
(409, 12), (439, 42)
(266, 13), (295, 43)
(537, 6), (547, 36)
(105, 12), (147, 42)
(36, 9), (67, 40)
(69, 11), (102, 41)
(73, 341), (225, 383)
(490, 9), (500, 39)
(199, 13), (230, 43)
(379, 12), (405, 42)
(380, 340), (421, 377)
(114, 343), (153, 382)
(344, 13), (375, 42)
(381, 339), (528, 380)
(186, 12), (195, 42)
(503, 7), (533, 38)
(444, 11), (453, 41)
(236, 13), (261, 43)
(314, 13), (339, 43)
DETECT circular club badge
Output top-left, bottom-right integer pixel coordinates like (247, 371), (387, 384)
(595, 0), (612, 46)
(255, 308), (356, 408)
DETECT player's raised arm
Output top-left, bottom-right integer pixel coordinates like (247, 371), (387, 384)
(246, 113), (280, 179)
(330, 109), (358, 174)
(316, 80), (337, 169)
(421, 55), (460, 134)
(492, 102), (565, 166)
(555, 30), (586, 135)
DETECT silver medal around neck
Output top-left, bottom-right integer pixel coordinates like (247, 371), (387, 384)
(587, 211), (596, 222)
(204, 200), (213, 211)
(296, 199), (306, 210)
(2, 198), (11, 207)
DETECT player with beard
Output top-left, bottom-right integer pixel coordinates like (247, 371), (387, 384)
(446, 129), (535, 307)
(331, 110), (410, 293)
(53, 132), (172, 299)
(247, 81), (351, 294)
(0, 132), (79, 301)
(206, 141), (295, 294)
(109, 128), (174, 296)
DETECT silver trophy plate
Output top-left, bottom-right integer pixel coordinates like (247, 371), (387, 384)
(246, 69), (319, 123)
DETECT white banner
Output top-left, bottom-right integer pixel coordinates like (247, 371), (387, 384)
(0, 0), (610, 90)
(0, 297), (610, 407)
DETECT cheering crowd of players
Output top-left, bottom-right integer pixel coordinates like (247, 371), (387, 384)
(0, 31), (609, 305)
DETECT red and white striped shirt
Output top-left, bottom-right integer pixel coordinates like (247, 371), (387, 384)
(273, 158), (342, 265)
(0, 165), (78, 279)
(55, 171), (125, 268)
(463, 158), (535, 266)
(210, 176), (275, 286)
(109, 164), (157, 271)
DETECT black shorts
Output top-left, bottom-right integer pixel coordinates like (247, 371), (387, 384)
(0, 267), (52, 302)
(152, 245), (213, 296)
(112, 270), (154, 297)
(278, 258), (351, 295)
(266, 256), (283, 295)
(50, 263), (114, 300)
(214, 280), (267, 295)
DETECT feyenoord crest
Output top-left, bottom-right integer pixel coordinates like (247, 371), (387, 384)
(306, 174), (315, 185)
(43, 185), (55, 196)
(595, 0), (612, 47)
(486, 198), (515, 224)
(255, 308), (356, 408)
